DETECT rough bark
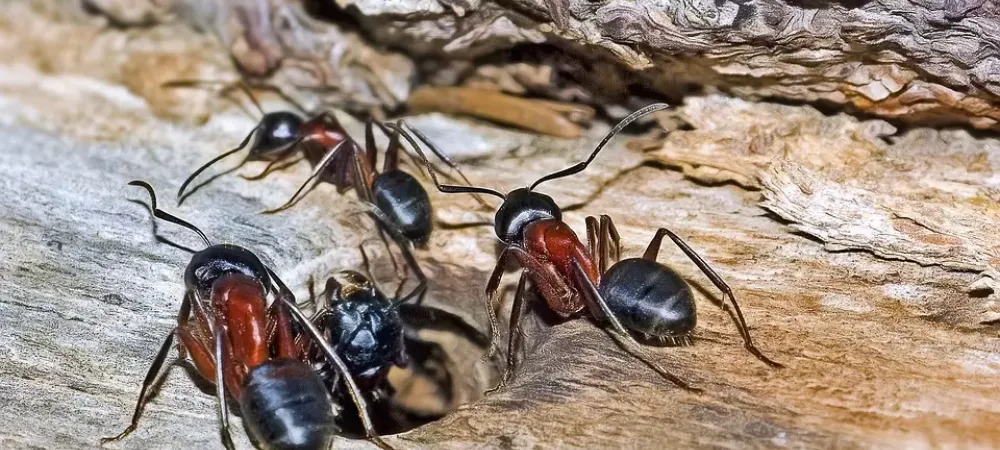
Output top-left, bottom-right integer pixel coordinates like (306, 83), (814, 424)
(335, 0), (1000, 128)
(3, 1), (1000, 450)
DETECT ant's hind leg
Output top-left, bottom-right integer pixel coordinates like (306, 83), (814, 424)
(485, 272), (528, 395)
(569, 259), (701, 393)
(643, 228), (782, 368)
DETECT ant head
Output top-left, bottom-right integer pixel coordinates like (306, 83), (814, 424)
(185, 244), (271, 300)
(494, 187), (562, 244)
(318, 270), (406, 381)
(129, 180), (274, 299)
(251, 111), (304, 156)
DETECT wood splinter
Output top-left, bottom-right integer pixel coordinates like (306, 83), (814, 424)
(407, 86), (595, 139)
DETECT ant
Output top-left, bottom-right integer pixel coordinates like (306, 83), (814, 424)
(167, 80), (351, 205)
(167, 80), (480, 304)
(391, 103), (783, 393)
(103, 181), (392, 450)
(308, 245), (491, 434)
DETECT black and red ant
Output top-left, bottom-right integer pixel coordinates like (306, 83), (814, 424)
(166, 80), (481, 304)
(103, 181), (392, 450)
(391, 103), (783, 393)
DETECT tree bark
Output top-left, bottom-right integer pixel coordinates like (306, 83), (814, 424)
(2, 1), (1000, 450)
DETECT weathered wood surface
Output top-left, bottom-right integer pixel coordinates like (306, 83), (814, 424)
(3, 2), (1000, 450)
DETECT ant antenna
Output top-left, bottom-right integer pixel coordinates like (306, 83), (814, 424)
(129, 180), (212, 247)
(176, 129), (258, 202)
(529, 103), (670, 191)
(392, 123), (507, 202)
(162, 79), (266, 118)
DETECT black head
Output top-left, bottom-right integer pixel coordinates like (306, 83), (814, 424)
(494, 187), (562, 243)
(317, 272), (407, 384)
(184, 244), (271, 300)
(251, 111), (305, 157)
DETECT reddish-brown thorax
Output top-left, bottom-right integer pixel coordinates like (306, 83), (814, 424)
(213, 276), (269, 379)
(521, 219), (600, 315)
(301, 117), (348, 153)
(177, 273), (299, 399)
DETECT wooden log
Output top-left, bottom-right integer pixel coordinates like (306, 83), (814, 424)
(2, 2), (1000, 449)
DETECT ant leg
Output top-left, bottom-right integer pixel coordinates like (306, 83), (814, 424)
(212, 327), (237, 450)
(373, 227), (404, 280)
(267, 269), (393, 449)
(240, 155), (303, 180)
(643, 228), (783, 368)
(359, 240), (378, 283)
(585, 216), (599, 266)
(365, 205), (427, 306)
(100, 331), (177, 443)
(175, 129), (258, 203)
(482, 248), (511, 361)
(600, 215), (622, 264)
(162, 79), (266, 117)
(569, 259), (701, 392)
(261, 139), (344, 214)
(390, 122), (496, 209)
(396, 121), (479, 188)
(485, 272), (527, 395)
(397, 302), (492, 350)
(360, 238), (407, 301)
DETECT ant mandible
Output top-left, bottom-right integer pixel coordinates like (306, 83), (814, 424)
(390, 104), (783, 393)
(103, 181), (392, 450)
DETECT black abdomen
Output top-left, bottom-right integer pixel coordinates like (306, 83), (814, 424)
(238, 359), (339, 450)
(372, 170), (432, 245)
(598, 258), (696, 337)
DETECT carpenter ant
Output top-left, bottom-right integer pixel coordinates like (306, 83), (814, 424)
(308, 244), (493, 435)
(167, 80), (350, 204)
(392, 104), (783, 393)
(167, 80), (478, 304)
(103, 181), (391, 450)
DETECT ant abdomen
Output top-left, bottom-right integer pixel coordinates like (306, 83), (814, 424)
(238, 359), (340, 450)
(598, 258), (697, 338)
(371, 170), (433, 246)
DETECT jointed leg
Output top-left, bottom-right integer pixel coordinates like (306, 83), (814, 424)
(569, 259), (701, 392)
(643, 228), (782, 368)
(267, 269), (393, 449)
(485, 272), (528, 395)
(600, 215), (622, 264)
(100, 331), (178, 443)
(482, 249), (511, 361)
(261, 138), (342, 214)
(390, 122), (495, 209)
(585, 216), (599, 264)
(365, 205), (427, 305)
(212, 327), (236, 450)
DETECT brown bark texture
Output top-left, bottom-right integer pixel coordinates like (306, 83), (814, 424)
(1, 1), (1000, 450)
